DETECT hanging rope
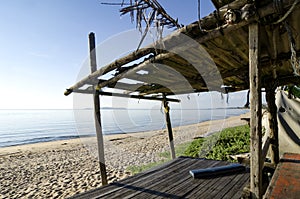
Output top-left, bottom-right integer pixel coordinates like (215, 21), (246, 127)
(197, 0), (203, 31)
(273, 0), (300, 25)
(284, 22), (300, 76)
(273, 0), (300, 76)
(163, 101), (170, 113)
(290, 39), (300, 76)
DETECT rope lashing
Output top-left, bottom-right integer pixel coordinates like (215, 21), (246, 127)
(164, 101), (170, 113)
(274, 0), (300, 76)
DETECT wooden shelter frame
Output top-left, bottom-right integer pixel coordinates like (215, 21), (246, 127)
(65, 0), (300, 198)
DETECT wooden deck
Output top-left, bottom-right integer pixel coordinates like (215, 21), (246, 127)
(70, 157), (250, 199)
(264, 153), (300, 199)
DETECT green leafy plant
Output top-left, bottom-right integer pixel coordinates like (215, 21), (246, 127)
(184, 125), (250, 162)
(127, 125), (250, 174)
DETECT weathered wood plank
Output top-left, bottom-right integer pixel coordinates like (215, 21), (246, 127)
(182, 162), (249, 198)
(71, 158), (182, 199)
(154, 161), (225, 198)
(249, 23), (263, 198)
(197, 167), (245, 198)
(214, 172), (249, 199)
(70, 157), (249, 199)
(122, 159), (220, 199)
(225, 173), (250, 199)
(97, 158), (190, 198)
(89, 32), (108, 186)
(100, 157), (194, 198)
(264, 153), (300, 199)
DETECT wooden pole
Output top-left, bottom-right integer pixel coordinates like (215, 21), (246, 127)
(244, 90), (250, 108)
(249, 23), (262, 199)
(163, 95), (176, 159)
(266, 87), (279, 165)
(89, 32), (108, 185)
(71, 89), (180, 103)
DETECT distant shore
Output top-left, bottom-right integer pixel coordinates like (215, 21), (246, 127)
(0, 112), (249, 199)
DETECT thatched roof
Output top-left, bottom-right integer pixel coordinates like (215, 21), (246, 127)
(65, 0), (300, 99)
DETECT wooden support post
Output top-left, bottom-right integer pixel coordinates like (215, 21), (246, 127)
(163, 95), (176, 159)
(249, 23), (263, 199)
(266, 87), (279, 165)
(244, 90), (250, 108)
(89, 32), (108, 185)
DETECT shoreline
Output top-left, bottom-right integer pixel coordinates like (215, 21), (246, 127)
(0, 109), (249, 149)
(0, 112), (250, 199)
(0, 111), (250, 155)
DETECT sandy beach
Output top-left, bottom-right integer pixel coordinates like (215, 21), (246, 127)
(0, 112), (249, 199)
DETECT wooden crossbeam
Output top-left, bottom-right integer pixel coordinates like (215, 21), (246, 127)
(73, 88), (180, 103)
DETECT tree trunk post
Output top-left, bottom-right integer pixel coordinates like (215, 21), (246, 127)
(163, 94), (176, 159)
(249, 23), (263, 199)
(266, 87), (279, 165)
(89, 32), (108, 185)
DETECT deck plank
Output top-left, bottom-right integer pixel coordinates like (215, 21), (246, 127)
(121, 158), (219, 198)
(88, 158), (185, 198)
(215, 171), (249, 199)
(152, 160), (224, 199)
(69, 157), (249, 199)
(109, 158), (195, 198)
(168, 161), (228, 199)
(224, 173), (250, 199)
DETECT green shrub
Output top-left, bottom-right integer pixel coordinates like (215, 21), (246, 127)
(127, 125), (250, 174)
(184, 125), (250, 162)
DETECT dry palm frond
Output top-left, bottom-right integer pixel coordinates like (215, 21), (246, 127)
(120, 0), (181, 28)
(119, 0), (182, 50)
(101, 1), (181, 50)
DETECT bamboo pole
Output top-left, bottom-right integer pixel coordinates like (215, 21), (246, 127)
(89, 32), (108, 186)
(249, 23), (262, 199)
(266, 87), (279, 165)
(163, 95), (176, 159)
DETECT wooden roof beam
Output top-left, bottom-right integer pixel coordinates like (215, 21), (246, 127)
(65, 0), (298, 97)
(73, 89), (180, 103)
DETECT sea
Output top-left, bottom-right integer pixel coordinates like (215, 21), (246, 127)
(0, 108), (249, 148)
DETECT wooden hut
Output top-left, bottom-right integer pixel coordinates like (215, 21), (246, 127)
(65, 0), (300, 198)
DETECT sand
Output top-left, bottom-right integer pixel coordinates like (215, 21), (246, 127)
(0, 112), (249, 199)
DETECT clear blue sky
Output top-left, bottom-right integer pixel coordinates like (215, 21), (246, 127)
(0, 1), (222, 109)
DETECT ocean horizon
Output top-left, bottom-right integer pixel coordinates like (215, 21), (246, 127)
(0, 108), (249, 148)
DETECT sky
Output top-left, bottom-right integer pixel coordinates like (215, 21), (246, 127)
(0, 0), (251, 109)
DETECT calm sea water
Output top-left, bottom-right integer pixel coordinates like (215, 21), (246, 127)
(0, 108), (249, 147)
